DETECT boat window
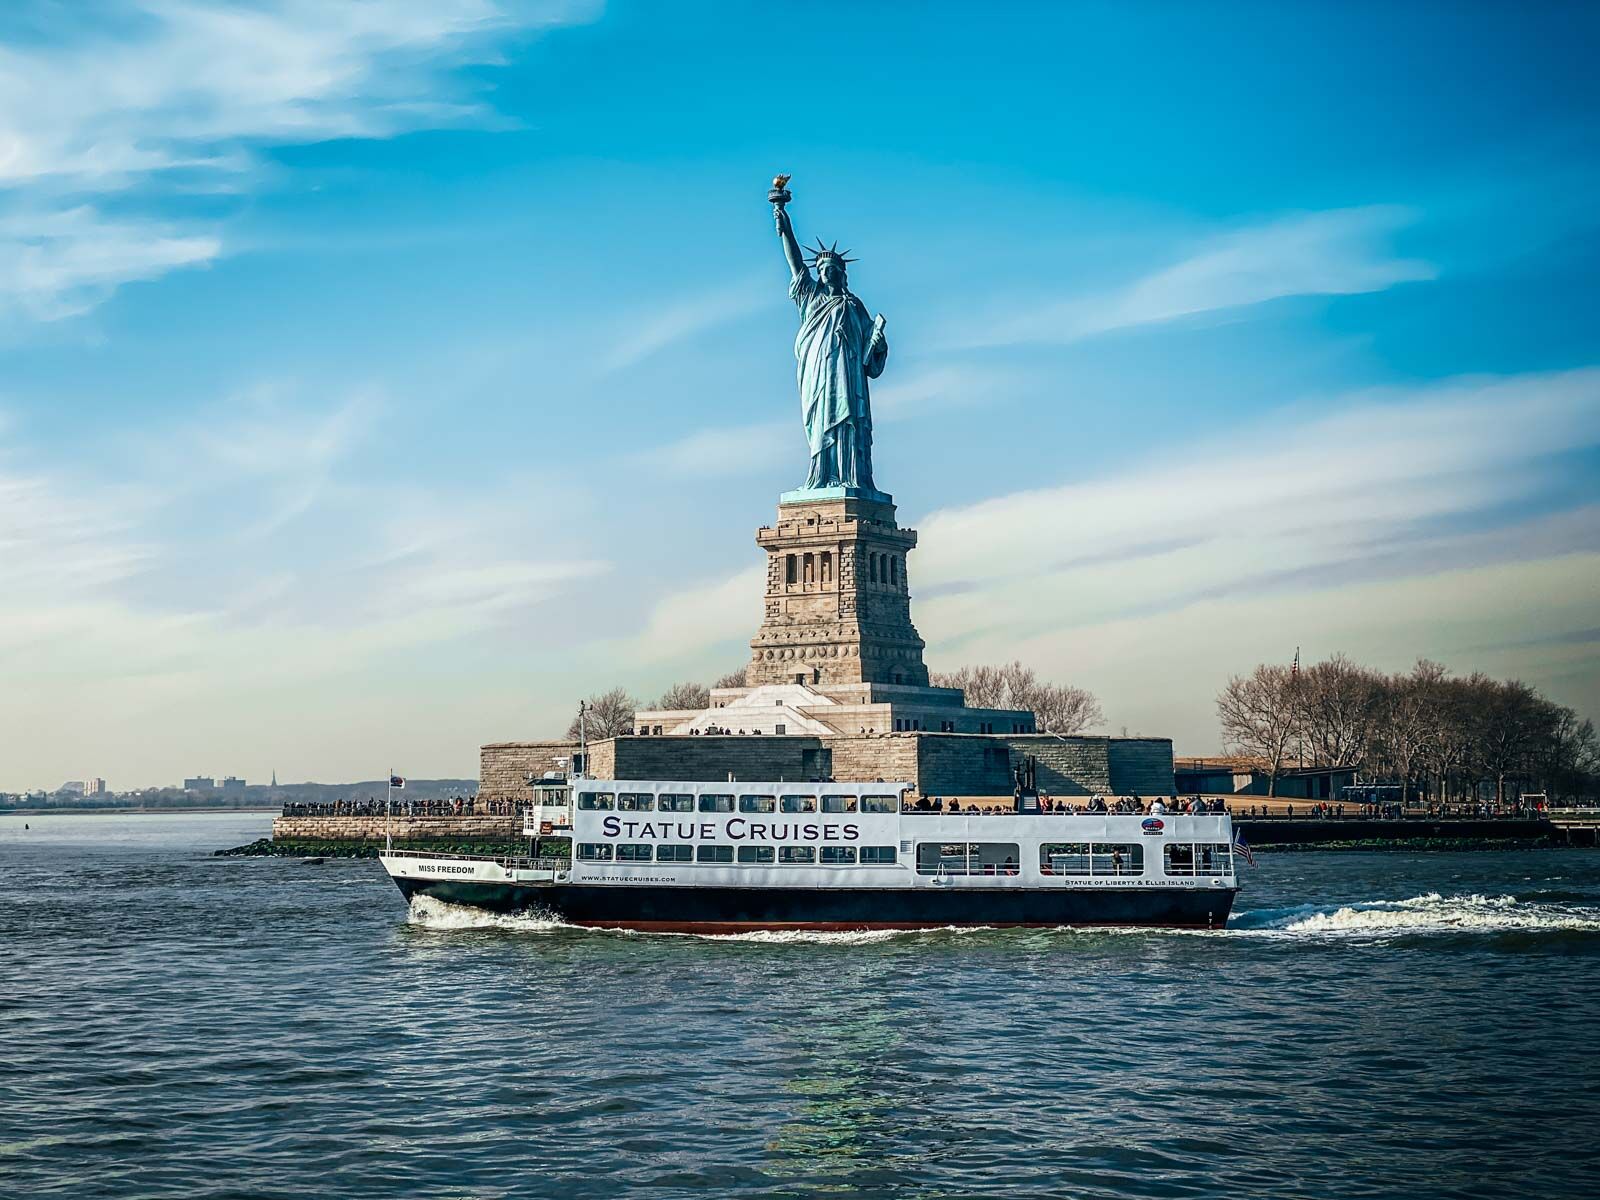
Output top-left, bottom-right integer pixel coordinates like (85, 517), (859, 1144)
(615, 843), (653, 862)
(918, 842), (965, 875)
(820, 846), (857, 865)
(778, 845), (816, 864)
(658, 794), (694, 812)
(696, 844), (734, 864)
(576, 843), (613, 861)
(576, 792), (615, 811)
(698, 794), (735, 813)
(1042, 843), (1143, 876)
(617, 793), (654, 812)
(737, 845), (776, 864)
(1040, 842), (1091, 875)
(1168, 843), (1232, 876)
(656, 844), (694, 862)
(860, 846), (897, 864)
(780, 795), (817, 813)
(860, 794), (897, 813)
(821, 795), (858, 813)
(916, 842), (1021, 875)
(1092, 844), (1143, 876)
(738, 794), (777, 813)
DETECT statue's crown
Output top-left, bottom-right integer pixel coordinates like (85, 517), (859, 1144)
(808, 239), (856, 268)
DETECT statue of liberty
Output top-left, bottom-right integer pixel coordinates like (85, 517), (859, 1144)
(771, 176), (888, 492)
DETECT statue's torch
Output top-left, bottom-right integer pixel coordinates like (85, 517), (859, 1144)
(769, 173), (792, 212)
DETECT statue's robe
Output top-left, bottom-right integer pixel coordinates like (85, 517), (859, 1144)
(790, 268), (887, 490)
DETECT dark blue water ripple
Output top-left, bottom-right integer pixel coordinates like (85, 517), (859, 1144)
(3, 813), (1599, 1199)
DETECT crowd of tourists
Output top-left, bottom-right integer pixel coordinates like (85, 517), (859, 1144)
(1232, 798), (1541, 820)
(280, 795), (516, 817)
(903, 795), (1230, 816)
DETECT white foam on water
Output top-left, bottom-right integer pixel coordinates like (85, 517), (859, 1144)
(406, 894), (567, 933)
(405, 892), (1600, 943)
(1278, 891), (1600, 938)
(667, 924), (997, 945)
(404, 899), (998, 944)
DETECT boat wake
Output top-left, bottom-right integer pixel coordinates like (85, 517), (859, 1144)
(406, 891), (1600, 944)
(404, 896), (997, 943)
(406, 894), (567, 933)
(1250, 891), (1600, 940)
(647, 924), (997, 945)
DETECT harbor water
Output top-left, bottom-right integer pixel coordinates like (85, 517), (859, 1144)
(3, 812), (1598, 1199)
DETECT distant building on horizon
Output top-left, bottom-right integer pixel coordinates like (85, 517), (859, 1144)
(85, 778), (108, 796)
(58, 780), (86, 796)
(183, 776), (215, 793)
(220, 776), (246, 797)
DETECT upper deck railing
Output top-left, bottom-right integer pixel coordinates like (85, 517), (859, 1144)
(383, 850), (568, 871)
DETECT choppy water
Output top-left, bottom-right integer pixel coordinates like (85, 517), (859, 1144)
(3, 813), (1599, 1199)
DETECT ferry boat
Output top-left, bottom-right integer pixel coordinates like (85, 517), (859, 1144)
(381, 779), (1239, 932)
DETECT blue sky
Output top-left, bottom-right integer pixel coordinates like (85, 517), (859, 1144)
(3, 0), (1598, 789)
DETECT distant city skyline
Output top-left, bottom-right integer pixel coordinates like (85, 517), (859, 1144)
(2, 1), (1598, 789)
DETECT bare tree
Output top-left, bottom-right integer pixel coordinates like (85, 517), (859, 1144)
(932, 664), (1006, 707)
(1223, 654), (1598, 805)
(931, 660), (1105, 733)
(713, 667), (748, 690)
(1541, 709), (1600, 802)
(653, 681), (711, 711)
(1471, 679), (1545, 807)
(1295, 653), (1381, 769)
(566, 687), (639, 740)
(1216, 664), (1300, 796)
(1423, 675), (1479, 805)
(1371, 660), (1445, 800)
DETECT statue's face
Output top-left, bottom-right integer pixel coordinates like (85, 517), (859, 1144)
(817, 256), (847, 291)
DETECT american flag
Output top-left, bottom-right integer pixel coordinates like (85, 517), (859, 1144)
(1233, 830), (1255, 867)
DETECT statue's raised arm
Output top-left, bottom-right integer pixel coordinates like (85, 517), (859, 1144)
(771, 175), (808, 278)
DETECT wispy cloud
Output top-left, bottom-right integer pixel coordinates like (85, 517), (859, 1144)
(960, 206), (1435, 348)
(871, 362), (1022, 421)
(0, 0), (595, 321)
(619, 566), (763, 666)
(916, 367), (1600, 605)
(0, 378), (607, 682)
(0, 204), (221, 320)
(602, 279), (773, 373)
(634, 420), (789, 477)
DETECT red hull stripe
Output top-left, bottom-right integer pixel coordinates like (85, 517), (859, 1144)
(567, 918), (1209, 933)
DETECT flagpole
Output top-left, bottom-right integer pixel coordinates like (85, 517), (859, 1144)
(386, 767), (392, 856)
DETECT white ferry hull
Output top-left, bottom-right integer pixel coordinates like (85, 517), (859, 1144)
(391, 875), (1237, 932)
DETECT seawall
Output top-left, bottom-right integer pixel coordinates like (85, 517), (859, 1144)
(1238, 818), (1557, 847)
(270, 814), (518, 842)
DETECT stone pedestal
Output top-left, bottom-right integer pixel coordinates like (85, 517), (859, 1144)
(747, 492), (929, 688)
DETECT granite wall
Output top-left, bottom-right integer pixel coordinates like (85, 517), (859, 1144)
(479, 732), (1174, 798)
(478, 740), (579, 799)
